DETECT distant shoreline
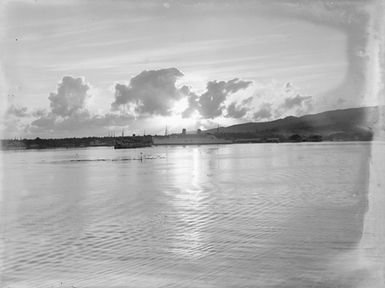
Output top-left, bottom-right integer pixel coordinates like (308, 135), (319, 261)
(0, 135), (374, 151)
(2, 105), (382, 150)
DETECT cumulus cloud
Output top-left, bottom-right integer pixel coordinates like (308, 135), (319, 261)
(111, 68), (184, 116)
(6, 105), (29, 117)
(249, 81), (313, 122)
(2, 105), (31, 137)
(182, 78), (252, 119)
(226, 97), (254, 119)
(30, 110), (134, 136)
(226, 102), (248, 118)
(31, 108), (48, 118)
(253, 103), (272, 121)
(48, 76), (89, 117)
(4, 72), (253, 137)
(26, 72), (253, 137)
(2, 70), (317, 137)
(281, 94), (312, 110)
(2, 106), (27, 138)
(181, 86), (200, 118)
(25, 76), (135, 137)
(274, 93), (313, 119)
(199, 79), (252, 118)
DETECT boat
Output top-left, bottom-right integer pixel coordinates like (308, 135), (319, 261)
(114, 137), (152, 149)
(152, 129), (232, 145)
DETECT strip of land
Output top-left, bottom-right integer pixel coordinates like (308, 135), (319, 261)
(1, 106), (383, 150)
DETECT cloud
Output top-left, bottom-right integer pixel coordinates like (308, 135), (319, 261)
(226, 102), (248, 118)
(30, 113), (56, 131)
(2, 70), (316, 137)
(24, 75), (135, 137)
(31, 108), (48, 118)
(6, 105), (29, 117)
(181, 86), (200, 118)
(199, 79), (252, 118)
(48, 76), (90, 117)
(225, 97), (254, 119)
(253, 103), (272, 121)
(247, 81), (313, 121)
(4, 72), (253, 137)
(29, 110), (135, 137)
(2, 105), (31, 137)
(281, 94), (312, 110)
(274, 94), (313, 118)
(183, 78), (252, 119)
(111, 68), (184, 116)
(2, 106), (29, 137)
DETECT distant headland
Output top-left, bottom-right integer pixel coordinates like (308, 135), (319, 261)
(1, 106), (382, 150)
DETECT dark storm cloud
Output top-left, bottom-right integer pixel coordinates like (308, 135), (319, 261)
(253, 103), (272, 121)
(183, 78), (252, 119)
(48, 76), (89, 117)
(111, 68), (184, 116)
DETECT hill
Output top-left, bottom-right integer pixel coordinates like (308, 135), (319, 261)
(207, 106), (382, 141)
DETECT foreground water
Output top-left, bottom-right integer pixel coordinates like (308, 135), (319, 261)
(0, 142), (378, 287)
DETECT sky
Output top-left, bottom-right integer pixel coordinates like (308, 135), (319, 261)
(0, 0), (383, 138)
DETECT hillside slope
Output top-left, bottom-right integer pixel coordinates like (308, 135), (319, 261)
(207, 106), (382, 140)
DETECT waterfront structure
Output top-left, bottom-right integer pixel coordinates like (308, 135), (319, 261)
(152, 129), (232, 145)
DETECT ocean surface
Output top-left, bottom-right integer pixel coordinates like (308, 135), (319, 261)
(0, 142), (381, 287)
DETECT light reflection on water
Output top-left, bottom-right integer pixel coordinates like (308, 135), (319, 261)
(0, 143), (377, 287)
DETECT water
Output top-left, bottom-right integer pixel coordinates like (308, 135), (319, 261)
(0, 142), (378, 287)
